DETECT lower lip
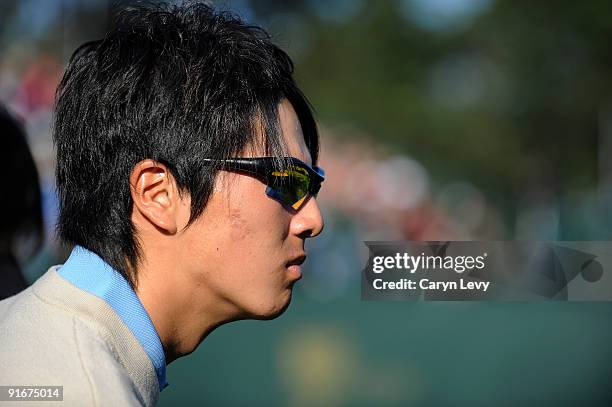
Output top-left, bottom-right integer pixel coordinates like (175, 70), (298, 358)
(287, 265), (302, 280)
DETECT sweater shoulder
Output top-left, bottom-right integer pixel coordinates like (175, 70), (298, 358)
(0, 269), (151, 406)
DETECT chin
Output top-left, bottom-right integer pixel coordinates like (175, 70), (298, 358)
(250, 290), (294, 320)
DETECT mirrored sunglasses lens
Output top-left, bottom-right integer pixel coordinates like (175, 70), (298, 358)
(269, 165), (311, 208)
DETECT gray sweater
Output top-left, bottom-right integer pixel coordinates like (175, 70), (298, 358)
(0, 268), (159, 406)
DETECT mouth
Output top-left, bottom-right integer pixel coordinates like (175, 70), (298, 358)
(286, 254), (306, 280)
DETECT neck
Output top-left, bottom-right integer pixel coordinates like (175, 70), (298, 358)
(134, 246), (241, 364)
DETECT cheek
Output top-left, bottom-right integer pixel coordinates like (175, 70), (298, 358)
(226, 181), (291, 245)
(227, 203), (291, 250)
(182, 177), (295, 317)
(229, 208), (252, 242)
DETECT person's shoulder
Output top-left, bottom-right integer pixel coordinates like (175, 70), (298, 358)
(0, 307), (143, 405)
(0, 268), (87, 391)
(0, 267), (74, 333)
(0, 268), (145, 405)
(0, 291), (19, 320)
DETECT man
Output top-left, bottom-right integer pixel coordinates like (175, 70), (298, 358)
(0, 3), (324, 406)
(0, 106), (43, 300)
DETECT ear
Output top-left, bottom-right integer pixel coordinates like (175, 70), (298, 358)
(130, 159), (180, 235)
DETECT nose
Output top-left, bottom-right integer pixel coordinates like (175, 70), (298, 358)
(291, 196), (324, 238)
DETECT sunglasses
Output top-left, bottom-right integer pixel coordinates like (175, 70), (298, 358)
(202, 156), (325, 211)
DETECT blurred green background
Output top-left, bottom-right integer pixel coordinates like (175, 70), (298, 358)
(2, 0), (612, 405)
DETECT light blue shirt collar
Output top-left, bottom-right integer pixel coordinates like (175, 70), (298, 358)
(57, 246), (168, 391)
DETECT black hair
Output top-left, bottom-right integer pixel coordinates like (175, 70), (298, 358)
(0, 105), (43, 257)
(53, 2), (318, 287)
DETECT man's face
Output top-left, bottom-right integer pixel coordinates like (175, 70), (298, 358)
(177, 99), (324, 320)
